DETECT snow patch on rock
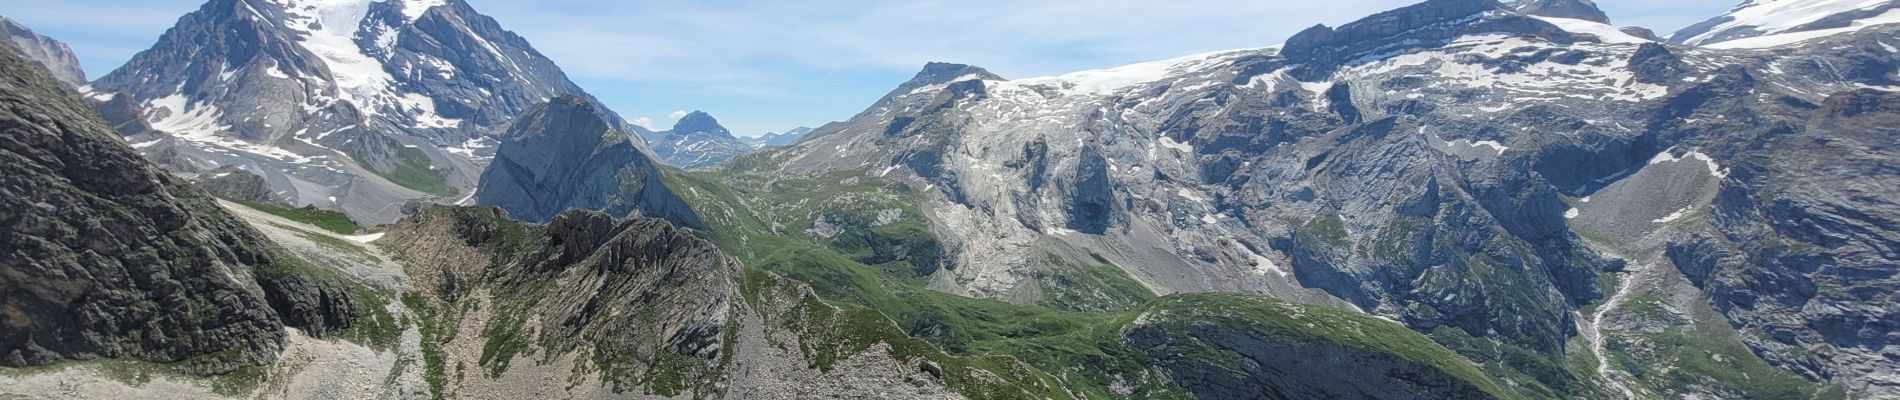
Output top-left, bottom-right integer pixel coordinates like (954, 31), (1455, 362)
(278, 0), (398, 115)
(1682, 0), (1899, 46)
(1532, 16), (1654, 44)
(1003, 48), (1260, 97)
(1706, 8), (1900, 49)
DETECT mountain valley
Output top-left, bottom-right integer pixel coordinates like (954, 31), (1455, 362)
(2, 0), (1898, 398)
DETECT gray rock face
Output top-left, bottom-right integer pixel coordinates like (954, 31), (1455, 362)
(1670, 88), (1900, 395)
(477, 96), (702, 228)
(193, 166), (292, 205)
(84, 0), (642, 224)
(641, 111), (754, 169)
(0, 50), (357, 373)
(388, 208), (733, 391)
(1509, 0), (1610, 23)
(0, 16), (85, 87)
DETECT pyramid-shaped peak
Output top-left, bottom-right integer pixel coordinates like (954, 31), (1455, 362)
(671, 111), (730, 136)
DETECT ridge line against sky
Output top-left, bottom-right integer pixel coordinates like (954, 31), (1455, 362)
(1, 0), (1739, 137)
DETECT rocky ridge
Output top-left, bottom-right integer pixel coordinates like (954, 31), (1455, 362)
(379, 207), (971, 398)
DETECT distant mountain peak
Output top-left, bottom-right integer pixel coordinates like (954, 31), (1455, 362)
(748, 126), (814, 148)
(1280, 0), (1576, 80)
(880, 62), (1004, 102)
(916, 62), (1002, 81)
(671, 110), (730, 136)
(1510, 0), (1611, 23)
(636, 110), (751, 169)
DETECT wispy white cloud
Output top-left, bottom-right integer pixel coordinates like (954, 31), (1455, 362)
(668, 110), (689, 120)
(631, 116), (657, 131)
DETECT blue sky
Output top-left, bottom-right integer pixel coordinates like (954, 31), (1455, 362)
(4, 0), (1739, 136)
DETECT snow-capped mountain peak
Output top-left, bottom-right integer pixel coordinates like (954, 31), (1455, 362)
(87, 0), (631, 223)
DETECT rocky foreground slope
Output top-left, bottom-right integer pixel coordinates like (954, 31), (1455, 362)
(0, 48), (363, 373)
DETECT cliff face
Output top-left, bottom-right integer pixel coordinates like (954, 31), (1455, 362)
(476, 96), (703, 228)
(0, 50), (358, 373)
(1668, 88), (1900, 391)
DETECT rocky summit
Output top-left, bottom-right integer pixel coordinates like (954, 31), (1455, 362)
(5, 0), (1900, 398)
